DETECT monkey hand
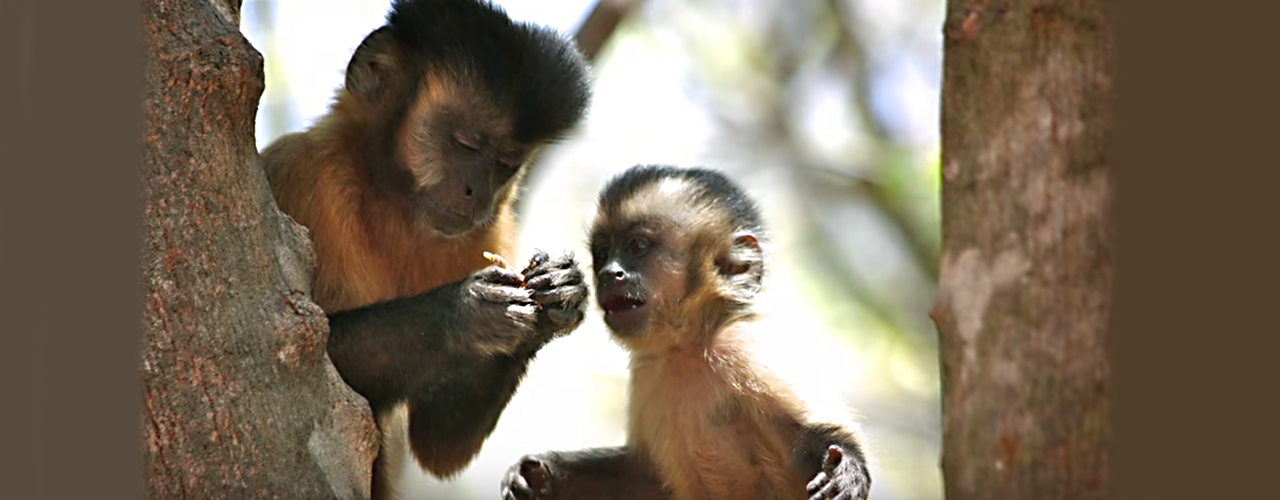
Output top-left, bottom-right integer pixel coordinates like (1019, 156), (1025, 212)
(501, 454), (557, 500)
(806, 445), (870, 500)
(521, 250), (588, 340)
(454, 265), (539, 357)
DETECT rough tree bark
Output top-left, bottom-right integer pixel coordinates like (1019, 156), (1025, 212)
(931, 0), (1112, 499)
(141, 0), (378, 498)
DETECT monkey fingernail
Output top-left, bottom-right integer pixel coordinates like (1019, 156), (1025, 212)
(482, 266), (528, 288)
(824, 446), (843, 467)
(528, 252), (548, 270)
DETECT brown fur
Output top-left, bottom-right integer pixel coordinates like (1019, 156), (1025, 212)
(262, 86), (519, 314)
(626, 324), (812, 500)
(261, 4), (595, 500)
(501, 167), (866, 500)
(600, 180), (851, 500)
(261, 84), (520, 499)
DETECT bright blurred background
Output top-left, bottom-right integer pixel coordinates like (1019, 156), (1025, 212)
(241, 1), (943, 498)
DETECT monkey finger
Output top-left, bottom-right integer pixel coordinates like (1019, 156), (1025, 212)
(544, 252), (578, 268)
(515, 456), (554, 497)
(500, 457), (536, 496)
(823, 445), (844, 470)
(472, 283), (534, 305)
(831, 486), (861, 500)
(506, 478), (532, 500)
(462, 302), (538, 356)
(476, 266), (527, 287)
(532, 284), (588, 308)
(520, 250), (551, 276)
(519, 457), (552, 484)
(500, 475), (532, 500)
(808, 480), (840, 500)
(806, 472), (830, 495)
(522, 263), (564, 283)
(504, 303), (538, 324)
(525, 267), (584, 291)
(523, 252), (578, 279)
(544, 308), (584, 332)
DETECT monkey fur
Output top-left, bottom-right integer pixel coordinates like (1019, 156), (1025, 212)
(500, 165), (872, 500)
(258, 1), (593, 498)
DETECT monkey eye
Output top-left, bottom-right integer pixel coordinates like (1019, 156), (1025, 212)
(451, 132), (480, 152)
(590, 243), (608, 264)
(497, 150), (526, 169)
(626, 236), (651, 256)
(497, 157), (522, 170)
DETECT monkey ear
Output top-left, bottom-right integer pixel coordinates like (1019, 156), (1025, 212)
(716, 232), (764, 293)
(345, 26), (398, 98)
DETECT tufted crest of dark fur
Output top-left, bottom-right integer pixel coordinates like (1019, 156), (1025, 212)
(384, 0), (592, 143)
(599, 164), (768, 240)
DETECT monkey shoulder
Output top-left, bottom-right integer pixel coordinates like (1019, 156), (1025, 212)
(259, 132), (318, 183)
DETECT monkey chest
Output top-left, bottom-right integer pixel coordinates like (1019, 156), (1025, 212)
(634, 397), (804, 500)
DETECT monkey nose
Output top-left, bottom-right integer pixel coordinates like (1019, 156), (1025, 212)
(599, 265), (626, 283)
(464, 185), (474, 197)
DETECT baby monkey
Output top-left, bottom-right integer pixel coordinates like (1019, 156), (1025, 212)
(500, 165), (871, 500)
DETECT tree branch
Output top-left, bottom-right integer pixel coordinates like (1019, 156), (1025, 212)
(574, 0), (637, 63)
(515, 0), (640, 215)
(805, 162), (940, 280)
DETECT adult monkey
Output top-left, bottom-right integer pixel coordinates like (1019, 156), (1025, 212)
(501, 165), (872, 500)
(259, 0), (593, 498)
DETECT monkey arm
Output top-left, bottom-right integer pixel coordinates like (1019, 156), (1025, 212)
(403, 254), (590, 476)
(503, 446), (670, 500)
(405, 346), (548, 477)
(325, 284), (466, 413)
(326, 270), (570, 478)
(325, 262), (541, 408)
(795, 423), (871, 500)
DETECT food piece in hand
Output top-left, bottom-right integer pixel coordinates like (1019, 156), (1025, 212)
(484, 251), (513, 271)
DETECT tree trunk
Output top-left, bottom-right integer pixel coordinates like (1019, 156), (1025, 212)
(932, 1), (1113, 499)
(141, 1), (378, 498)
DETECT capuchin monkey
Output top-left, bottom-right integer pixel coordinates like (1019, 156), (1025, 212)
(258, 0), (593, 498)
(499, 165), (872, 500)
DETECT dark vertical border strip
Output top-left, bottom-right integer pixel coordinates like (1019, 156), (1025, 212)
(1115, 0), (1277, 499)
(0, 0), (143, 499)
(2, 0), (1276, 499)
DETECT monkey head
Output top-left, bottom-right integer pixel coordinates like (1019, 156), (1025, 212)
(589, 165), (767, 350)
(341, 0), (592, 236)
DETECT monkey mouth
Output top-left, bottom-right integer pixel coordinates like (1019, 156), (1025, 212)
(600, 295), (646, 315)
(423, 208), (475, 236)
(600, 294), (649, 335)
(431, 220), (472, 237)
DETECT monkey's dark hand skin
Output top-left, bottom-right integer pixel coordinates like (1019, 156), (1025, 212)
(501, 455), (554, 500)
(456, 265), (541, 355)
(521, 251), (589, 343)
(500, 448), (669, 500)
(805, 445), (871, 500)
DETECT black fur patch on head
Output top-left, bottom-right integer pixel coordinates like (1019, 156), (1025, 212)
(599, 164), (767, 237)
(385, 0), (593, 142)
